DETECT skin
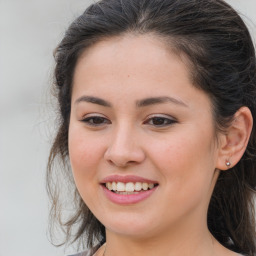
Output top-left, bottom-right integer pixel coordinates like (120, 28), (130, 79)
(68, 34), (250, 256)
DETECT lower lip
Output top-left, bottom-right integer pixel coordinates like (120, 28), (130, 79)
(101, 185), (157, 205)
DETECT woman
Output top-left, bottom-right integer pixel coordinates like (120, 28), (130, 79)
(47, 0), (256, 255)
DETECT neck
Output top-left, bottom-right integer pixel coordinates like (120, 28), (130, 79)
(104, 221), (216, 256)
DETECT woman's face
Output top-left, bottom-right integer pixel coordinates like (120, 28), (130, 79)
(69, 35), (221, 239)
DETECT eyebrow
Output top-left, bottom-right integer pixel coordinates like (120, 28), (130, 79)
(75, 96), (112, 107)
(136, 96), (188, 108)
(74, 95), (188, 108)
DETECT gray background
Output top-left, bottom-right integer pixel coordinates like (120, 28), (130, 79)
(0, 1), (255, 256)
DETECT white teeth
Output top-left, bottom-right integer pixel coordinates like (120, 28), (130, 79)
(106, 182), (112, 190)
(142, 182), (148, 190)
(149, 183), (154, 189)
(135, 182), (142, 191)
(116, 182), (125, 192)
(126, 182), (135, 192)
(112, 182), (117, 191)
(116, 191), (139, 195)
(105, 181), (156, 192)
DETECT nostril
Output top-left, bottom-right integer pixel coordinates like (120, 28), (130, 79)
(104, 147), (146, 167)
(104, 136), (146, 168)
(106, 158), (128, 168)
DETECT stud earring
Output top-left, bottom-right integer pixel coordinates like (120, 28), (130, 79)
(226, 160), (231, 167)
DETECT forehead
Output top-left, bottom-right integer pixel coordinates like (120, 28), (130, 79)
(72, 34), (213, 118)
(73, 34), (192, 86)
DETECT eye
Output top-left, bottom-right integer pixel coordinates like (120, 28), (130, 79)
(81, 115), (111, 127)
(144, 115), (177, 127)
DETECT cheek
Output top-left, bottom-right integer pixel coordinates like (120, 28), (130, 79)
(147, 134), (195, 170)
(147, 135), (217, 219)
(68, 127), (105, 181)
(147, 130), (216, 189)
(68, 127), (107, 210)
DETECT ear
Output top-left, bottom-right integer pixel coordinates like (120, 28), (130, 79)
(216, 107), (253, 171)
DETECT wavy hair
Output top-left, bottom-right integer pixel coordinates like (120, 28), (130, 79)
(47, 0), (256, 255)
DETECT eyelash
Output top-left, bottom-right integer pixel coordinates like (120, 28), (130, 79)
(81, 116), (111, 127)
(143, 115), (177, 127)
(81, 115), (177, 127)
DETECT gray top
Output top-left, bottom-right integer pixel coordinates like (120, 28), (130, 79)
(68, 243), (103, 256)
(68, 250), (92, 256)
(68, 247), (245, 256)
(68, 244), (103, 256)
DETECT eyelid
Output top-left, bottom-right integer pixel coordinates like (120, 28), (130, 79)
(81, 113), (107, 119)
(80, 113), (111, 126)
(144, 113), (176, 121)
(143, 114), (177, 126)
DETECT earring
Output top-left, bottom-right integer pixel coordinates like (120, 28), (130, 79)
(226, 160), (231, 167)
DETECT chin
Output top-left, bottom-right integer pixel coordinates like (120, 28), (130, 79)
(103, 214), (160, 238)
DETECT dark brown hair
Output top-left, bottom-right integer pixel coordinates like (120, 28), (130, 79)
(47, 0), (256, 255)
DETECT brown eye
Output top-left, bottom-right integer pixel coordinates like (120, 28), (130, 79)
(82, 116), (110, 126)
(144, 116), (177, 127)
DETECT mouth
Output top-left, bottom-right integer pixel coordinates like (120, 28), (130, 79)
(102, 181), (159, 194)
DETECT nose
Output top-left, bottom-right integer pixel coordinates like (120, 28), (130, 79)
(104, 125), (146, 168)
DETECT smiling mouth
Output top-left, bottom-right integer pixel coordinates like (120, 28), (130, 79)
(103, 181), (159, 194)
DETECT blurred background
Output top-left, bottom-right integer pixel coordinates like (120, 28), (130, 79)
(0, 1), (255, 256)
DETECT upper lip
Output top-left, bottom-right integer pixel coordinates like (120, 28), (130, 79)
(100, 175), (158, 184)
